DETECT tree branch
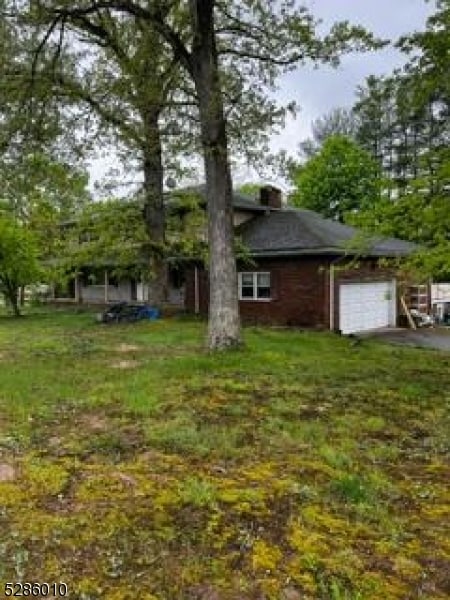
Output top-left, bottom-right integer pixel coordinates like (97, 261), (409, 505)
(42, 1), (194, 75)
(55, 73), (143, 146)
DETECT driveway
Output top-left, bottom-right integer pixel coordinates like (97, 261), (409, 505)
(363, 327), (450, 351)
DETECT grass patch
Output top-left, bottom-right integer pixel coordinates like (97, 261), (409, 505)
(0, 309), (449, 598)
(330, 473), (374, 504)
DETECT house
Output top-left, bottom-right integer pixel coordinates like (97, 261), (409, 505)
(51, 199), (187, 307)
(431, 283), (450, 324)
(184, 186), (420, 334)
(52, 185), (421, 334)
(53, 265), (185, 307)
(51, 186), (269, 308)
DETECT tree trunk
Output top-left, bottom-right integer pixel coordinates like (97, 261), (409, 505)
(142, 109), (167, 307)
(5, 285), (21, 317)
(190, 0), (241, 350)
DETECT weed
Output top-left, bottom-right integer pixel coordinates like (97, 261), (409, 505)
(318, 576), (364, 600)
(178, 477), (217, 508)
(330, 474), (373, 504)
(319, 445), (353, 469)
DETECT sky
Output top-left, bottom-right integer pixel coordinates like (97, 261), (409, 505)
(268, 0), (434, 162)
(89, 0), (434, 192)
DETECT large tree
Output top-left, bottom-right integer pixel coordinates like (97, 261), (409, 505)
(10, 0), (382, 349)
(290, 135), (381, 222)
(10, 2), (296, 311)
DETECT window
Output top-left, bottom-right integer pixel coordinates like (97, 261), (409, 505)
(238, 272), (271, 301)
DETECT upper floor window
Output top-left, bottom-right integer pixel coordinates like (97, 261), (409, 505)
(238, 272), (271, 301)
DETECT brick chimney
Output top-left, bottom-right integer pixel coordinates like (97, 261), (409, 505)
(259, 185), (282, 209)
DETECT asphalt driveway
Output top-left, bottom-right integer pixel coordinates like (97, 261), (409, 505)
(365, 327), (450, 351)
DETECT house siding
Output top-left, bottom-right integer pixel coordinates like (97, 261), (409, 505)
(186, 257), (329, 327)
(80, 279), (133, 303)
(185, 257), (401, 330)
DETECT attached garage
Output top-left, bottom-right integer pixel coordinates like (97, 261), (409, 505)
(339, 281), (396, 334)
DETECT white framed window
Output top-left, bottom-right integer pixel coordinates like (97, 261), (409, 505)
(238, 272), (271, 301)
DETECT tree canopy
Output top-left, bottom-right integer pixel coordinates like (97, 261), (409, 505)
(0, 215), (41, 316)
(3, 0), (384, 346)
(299, 108), (358, 159)
(349, 0), (449, 278)
(290, 135), (381, 222)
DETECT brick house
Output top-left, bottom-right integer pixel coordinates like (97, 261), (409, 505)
(185, 187), (419, 334)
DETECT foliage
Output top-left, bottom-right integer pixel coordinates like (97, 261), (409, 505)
(0, 152), (90, 222)
(353, 74), (448, 198)
(349, 1), (449, 278)
(3, 0), (386, 349)
(0, 149), (91, 298)
(55, 190), (210, 286)
(56, 198), (149, 282)
(299, 107), (359, 159)
(349, 180), (450, 279)
(0, 311), (449, 597)
(290, 135), (381, 222)
(0, 216), (41, 315)
(236, 183), (264, 197)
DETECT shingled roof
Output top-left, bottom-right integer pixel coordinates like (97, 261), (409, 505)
(168, 184), (269, 213)
(237, 207), (417, 258)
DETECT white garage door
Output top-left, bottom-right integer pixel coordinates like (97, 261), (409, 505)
(339, 281), (396, 334)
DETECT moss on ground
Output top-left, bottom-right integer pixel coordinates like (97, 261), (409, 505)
(0, 311), (449, 598)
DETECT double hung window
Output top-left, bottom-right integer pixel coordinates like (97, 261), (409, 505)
(238, 272), (271, 300)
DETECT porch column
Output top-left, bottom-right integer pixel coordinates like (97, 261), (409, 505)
(194, 265), (200, 314)
(104, 270), (109, 304)
(329, 265), (335, 331)
(74, 275), (81, 304)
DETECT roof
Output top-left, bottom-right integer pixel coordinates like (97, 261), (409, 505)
(237, 207), (418, 258)
(168, 184), (269, 213)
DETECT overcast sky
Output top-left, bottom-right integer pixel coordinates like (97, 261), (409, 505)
(269, 0), (433, 157)
(89, 0), (434, 192)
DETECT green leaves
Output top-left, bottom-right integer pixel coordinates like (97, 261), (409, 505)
(290, 135), (381, 222)
(58, 198), (149, 280)
(348, 1), (449, 280)
(0, 215), (41, 314)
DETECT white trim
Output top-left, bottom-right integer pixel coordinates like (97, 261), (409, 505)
(329, 265), (335, 331)
(194, 266), (200, 314)
(74, 276), (81, 303)
(104, 270), (109, 303)
(238, 271), (271, 301)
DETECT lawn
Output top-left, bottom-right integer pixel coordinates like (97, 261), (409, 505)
(0, 310), (449, 599)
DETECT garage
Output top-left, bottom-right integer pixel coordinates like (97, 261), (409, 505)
(339, 281), (396, 334)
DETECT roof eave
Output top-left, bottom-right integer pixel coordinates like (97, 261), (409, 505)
(247, 247), (415, 258)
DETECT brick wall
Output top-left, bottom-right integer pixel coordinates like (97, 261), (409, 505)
(185, 256), (401, 330)
(185, 257), (329, 327)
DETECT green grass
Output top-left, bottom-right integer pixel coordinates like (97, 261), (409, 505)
(0, 309), (449, 599)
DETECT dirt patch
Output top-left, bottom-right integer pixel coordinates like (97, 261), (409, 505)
(0, 463), (16, 482)
(80, 415), (109, 431)
(114, 472), (137, 487)
(114, 343), (140, 353)
(110, 359), (141, 369)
